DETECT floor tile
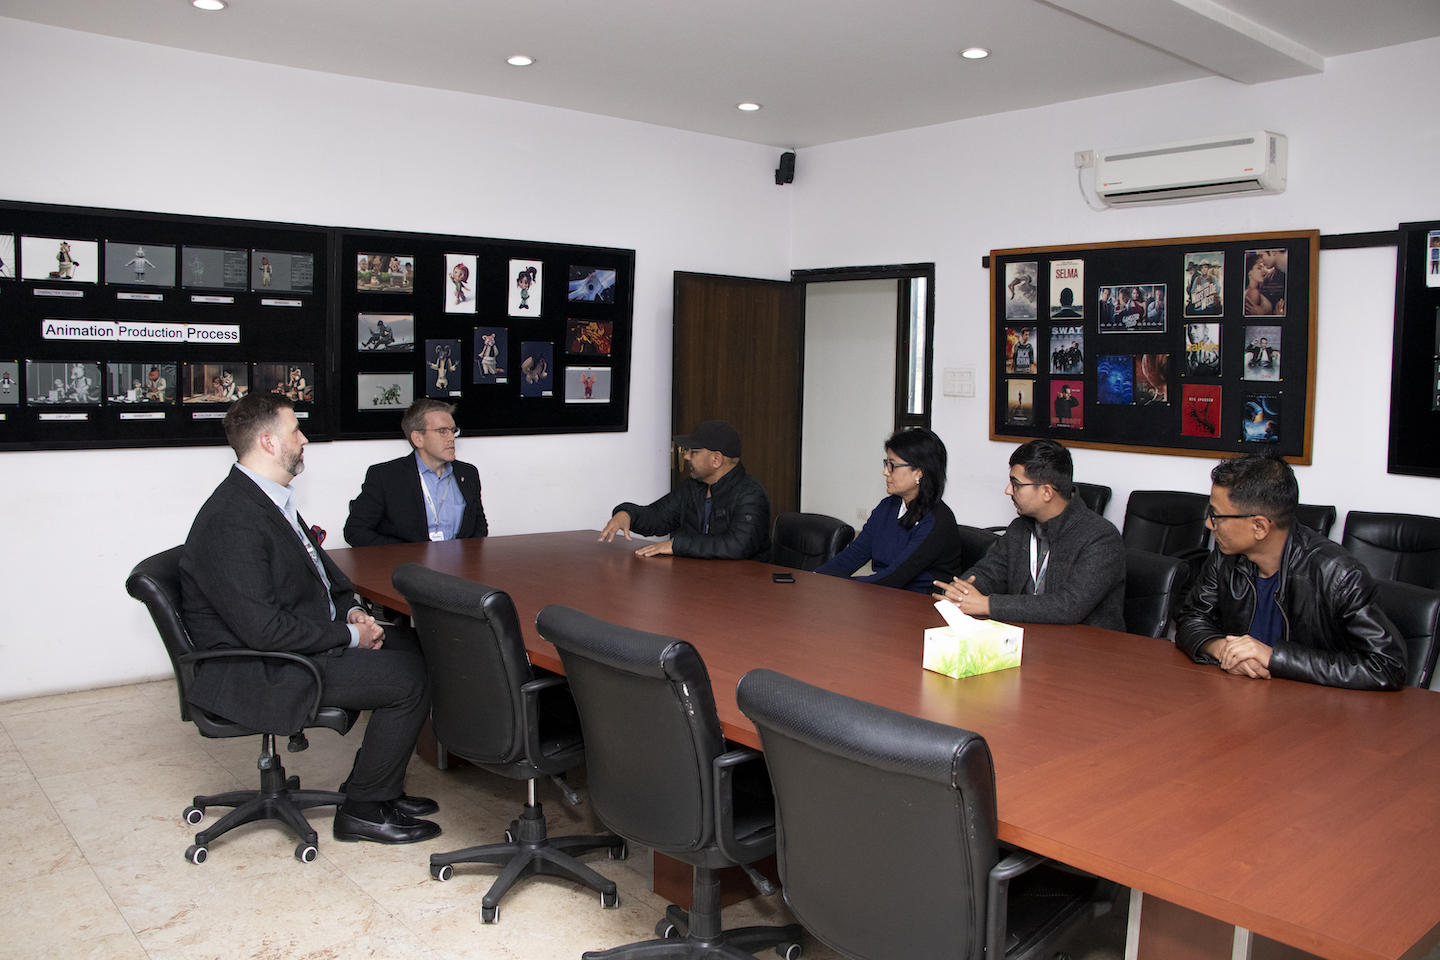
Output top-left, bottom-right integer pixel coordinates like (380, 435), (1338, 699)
(0, 725), (31, 784)
(0, 777), (87, 881)
(5, 693), (208, 780)
(0, 862), (149, 960)
(0, 682), (148, 719)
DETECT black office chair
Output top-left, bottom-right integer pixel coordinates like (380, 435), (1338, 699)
(1073, 482), (1113, 518)
(1122, 490), (1211, 583)
(1374, 579), (1440, 689)
(736, 668), (1114, 960)
(126, 546), (357, 865)
(1122, 549), (1190, 639)
(536, 605), (804, 960)
(770, 512), (856, 571)
(1341, 512), (1440, 590)
(957, 523), (1001, 572)
(391, 564), (624, 924)
(1294, 504), (1338, 539)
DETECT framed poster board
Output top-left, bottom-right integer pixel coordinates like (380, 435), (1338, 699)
(989, 230), (1319, 464)
(1386, 219), (1440, 477)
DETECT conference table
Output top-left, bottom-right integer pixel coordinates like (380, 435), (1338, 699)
(329, 531), (1440, 960)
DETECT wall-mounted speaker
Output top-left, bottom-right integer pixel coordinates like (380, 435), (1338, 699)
(775, 151), (796, 185)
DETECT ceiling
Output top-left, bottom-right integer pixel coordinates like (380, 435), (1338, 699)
(3, 0), (1437, 148)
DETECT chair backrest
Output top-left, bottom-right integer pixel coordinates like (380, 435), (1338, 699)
(1122, 549), (1189, 639)
(1341, 512), (1440, 590)
(1294, 503), (1338, 539)
(736, 667), (997, 960)
(1122, 490), (1210, 557)
(391, 563), (535, 766)
(125, 546), (198, 722)
(1374, 578), (1440, 689)
(771, 512), (856, 571)
(1073, 482), (1112, 518)
(536, 605), (725, 854)
(956, 523), (1000, 572)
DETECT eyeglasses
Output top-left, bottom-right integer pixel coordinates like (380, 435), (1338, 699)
(1204, 504), (1257, 522)
(1006, 476), (1043, 489)
(882, 459), (917, 473)
(425, 426), (461, 438)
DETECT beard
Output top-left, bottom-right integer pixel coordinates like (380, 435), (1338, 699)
(284, 448), (305, 477)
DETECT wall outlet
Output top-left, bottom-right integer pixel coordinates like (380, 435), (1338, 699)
(1074, 150), (1094, 169)
(856, 508), (868, 522)
(943, 367), (975, 398)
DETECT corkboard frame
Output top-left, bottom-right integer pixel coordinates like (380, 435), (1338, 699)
(988, 229), (1319, 465)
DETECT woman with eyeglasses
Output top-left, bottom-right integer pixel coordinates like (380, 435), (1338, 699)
(814, 428), (964, 593)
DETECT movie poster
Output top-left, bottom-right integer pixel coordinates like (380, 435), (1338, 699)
(1005, 326), (1038, 374)
(1051, 380), (1083, 429)
(1098, 284), (1166, 333)
(1005, 378), (1033, 425)
(1004, 262), (1038, 320)
(1097, 355), (1133, 405)
(445, 254), (477, 314)
(1184, 323), (1221, 378)
(1181, 385), (1222, 438)
(1182, 252), (1224, 317)
(1050, 325), (1084, 375)
(1242, 393), (1281, 443)
(1243, 249), (1287, 316)
(1136, 354), (1170, 404)
(473, 326), (509, 384)
(425, 340), (462, 398)
(1242, 325), (1282, 381)
(1050, 259), (1084, 318)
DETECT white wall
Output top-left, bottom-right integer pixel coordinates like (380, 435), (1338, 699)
(0, 18), (794, 700)
(790, 36), (1440, 529)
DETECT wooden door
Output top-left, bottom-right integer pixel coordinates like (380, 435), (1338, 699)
(672, 272), (804, 519)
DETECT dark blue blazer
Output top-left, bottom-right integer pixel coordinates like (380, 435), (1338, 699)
(343, 454), (487, 546)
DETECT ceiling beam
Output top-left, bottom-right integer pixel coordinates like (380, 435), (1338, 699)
(1043, 0), (1324, 83)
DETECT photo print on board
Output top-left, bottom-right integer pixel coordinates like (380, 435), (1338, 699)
(1181, 385), (1222, 438)
(565, 366), (611, 403)
(567, 320), (613, 356)
(1097, 355), (1134, 405)
(473, 327), (509, 384)
(1242, 393), (1282, 444)
(21, 237), (99, 283)
(1185, 323), (1221, 378)
(1136, 354), (1170, 404)
(1005, 327), (1037, 374)
(358, 313), (414, 353)
(357, 253), (414, 293)
(1243, 249), (1288, 317)
(1427, 231), (1440, 289)
(0, 361), (19, 405)
(519, 341), (553, 397)
(509, 259), (543, 316)
(1183, 252), (1224, 317)
(1050, 259), (1084, 318)
(1098, 284), (1166, 333)
(183, 363), (249, 404)
(256, 362), (315, 402)
(107, 362), (177, 404)
(358, 372), (414, 410)
(0, 234), (14, 279)
(252, 250), (315, 294)
(1004, 378), (1034, 426)
(104, 242), (177, 287)
(1050, 325), (1084, 375)
(182, 246), (248, 291)
(1004, 261), (1038, 320)
(1051, 380), (1083, 429)
(426, 339), (462, 398)
(1242, 325), (1282, 382)
(567, 266), (616, 303)
(27, 361), (101, 404)
(446, 254), (477, 314)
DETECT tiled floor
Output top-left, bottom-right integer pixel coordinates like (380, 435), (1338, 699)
(0, 679), (1127, 960)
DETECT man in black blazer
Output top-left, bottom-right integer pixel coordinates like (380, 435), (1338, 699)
(344, 399), (487, 546)
(181, 393), (440, 844)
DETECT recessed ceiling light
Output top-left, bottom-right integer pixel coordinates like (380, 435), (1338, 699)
(960, 47), (990, 60)
(737, 103), (762, 112)
(507, 55), (534, 66)
(192, 0), (227, 10)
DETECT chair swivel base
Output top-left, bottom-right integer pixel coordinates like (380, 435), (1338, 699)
(586, 903), (805, 960)
(183, 752), (345, 864)
(429, 801), (625, 923)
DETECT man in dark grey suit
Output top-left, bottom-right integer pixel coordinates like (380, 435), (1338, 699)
(343, 399), (487, 546)
(181, 393), (440, 844)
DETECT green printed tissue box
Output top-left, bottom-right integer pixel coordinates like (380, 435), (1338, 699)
(922, 621), (1023, 679)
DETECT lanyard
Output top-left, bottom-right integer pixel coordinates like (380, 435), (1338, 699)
(419, 470), (453, 537)
(1029, 530), (1050, 594)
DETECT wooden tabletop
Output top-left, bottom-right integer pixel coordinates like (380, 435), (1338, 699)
(329, 531), (1440, 960)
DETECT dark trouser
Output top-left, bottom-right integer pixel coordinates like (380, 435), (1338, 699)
(318, 624), (430, 803)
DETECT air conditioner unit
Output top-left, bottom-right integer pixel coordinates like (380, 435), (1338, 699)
(1095, 131), (1286, 206)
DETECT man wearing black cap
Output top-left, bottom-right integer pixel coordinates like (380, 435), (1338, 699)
(599, 419), (771, 560)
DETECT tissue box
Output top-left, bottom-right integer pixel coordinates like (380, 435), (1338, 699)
(922, 621), (1024, 679)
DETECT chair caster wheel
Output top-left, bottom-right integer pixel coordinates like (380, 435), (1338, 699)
(655, 920), (679, 939)
(609, 841), (627, 860)
(295, 843), (318, 863)
(185, 844), (207, 864)
(777, 942), (803, 960)
(183, 805), (204, 825)
(504, 829), (515, 844)
(481, 904), (499, 924)
(431, 863), (453, 881)
(601, 888), (619, 909)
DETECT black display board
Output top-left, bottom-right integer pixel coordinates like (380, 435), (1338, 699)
(1387, 219), (1440, 477)
(989, 230), (1318, 464)
(0, 201), (330, 449)
(335, 228), (633, 439)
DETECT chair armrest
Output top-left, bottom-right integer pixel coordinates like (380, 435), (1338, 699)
(519, 674), (583, 775)
(985, 849), (1048, 960)
(178, 648), (328, 728)
(714, 747), (776, 865)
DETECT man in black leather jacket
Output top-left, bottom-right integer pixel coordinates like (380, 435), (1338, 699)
(1175, 454), (1404, 690)
(599, 419), (770, 560)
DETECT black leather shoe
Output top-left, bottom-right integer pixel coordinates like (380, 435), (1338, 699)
(333, 804), (441, 844)
(338, 783), (439, 819)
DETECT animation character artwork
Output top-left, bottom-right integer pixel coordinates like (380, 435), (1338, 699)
(374, 383), (403, 406)
(450, 262), (470, 305)
(516, 266), (537, 310)
(429, 344), (457, 391)
(126, 247), (157, 283)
